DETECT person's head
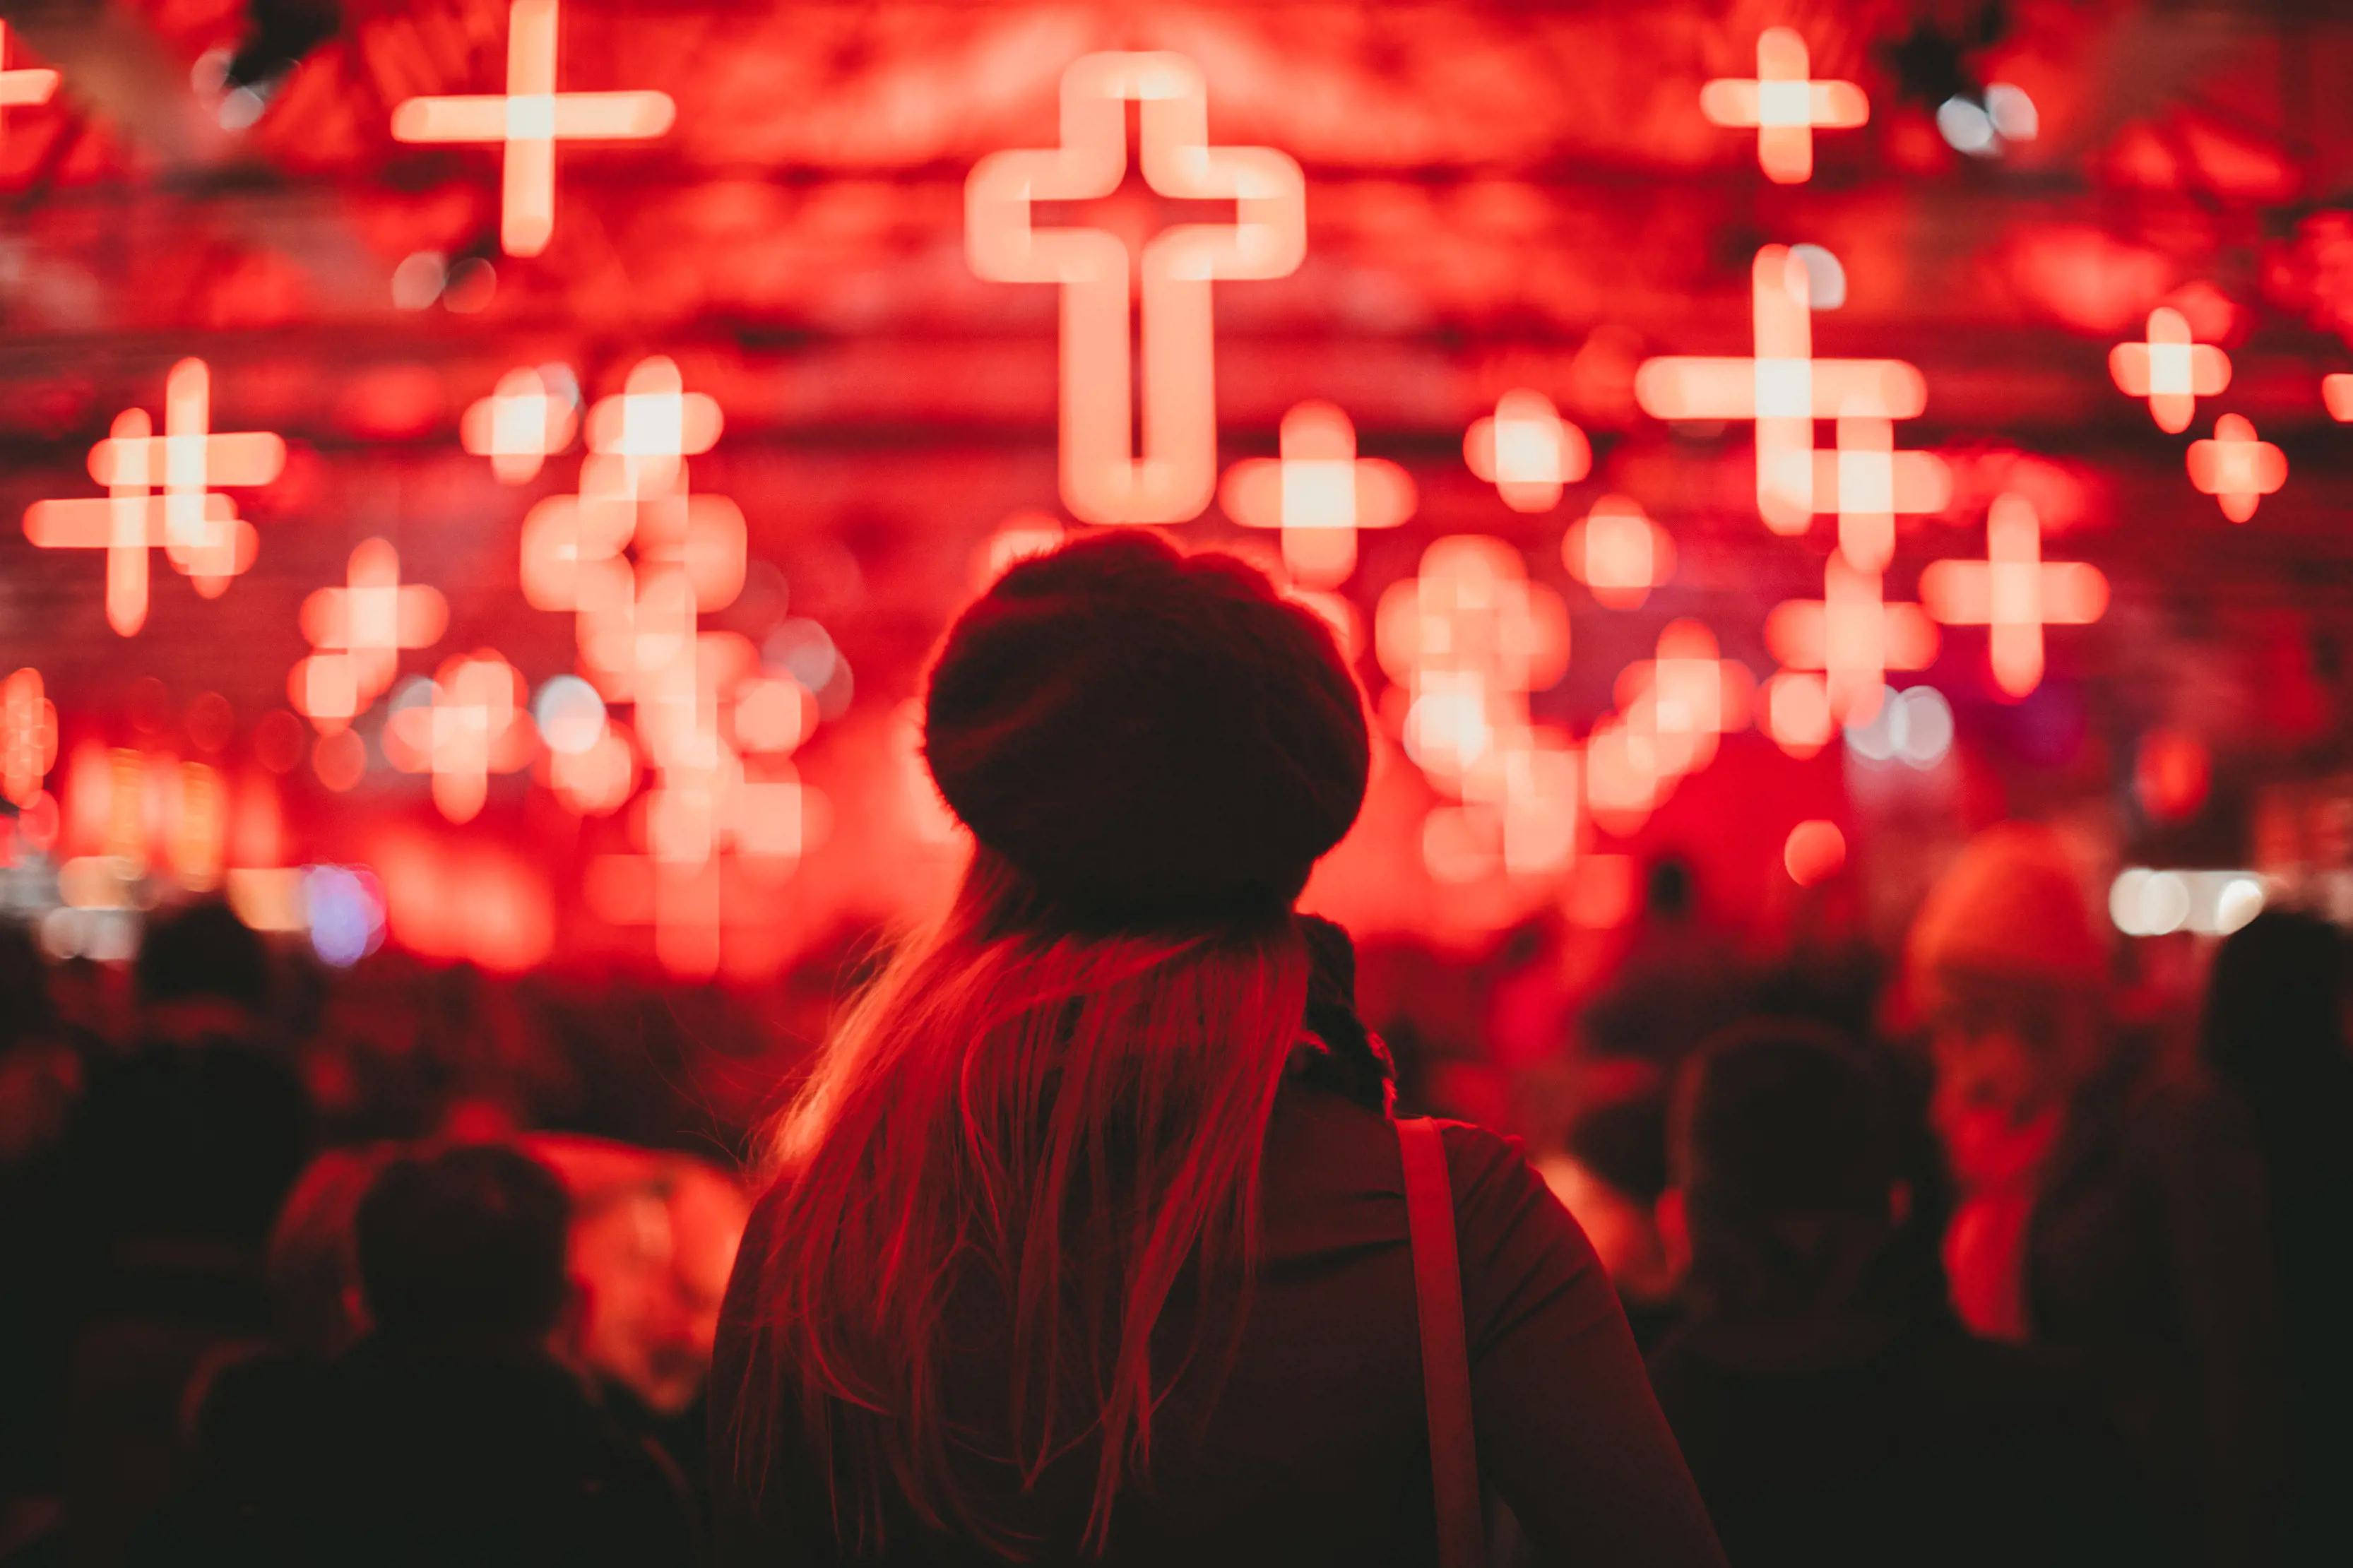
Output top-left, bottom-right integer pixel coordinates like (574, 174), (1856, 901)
(1907, 824), (2109, 1124)
(1541, 1093), (1676, 1301)
(355, 1144), (572, 1353)
(268, 1144), (401, 1358)
(2201, 909), (2351, 1098)
(135, 898), (271, 1016)
(1664, 1021), (1907, 1319)
(742, 533), (1369, 1553)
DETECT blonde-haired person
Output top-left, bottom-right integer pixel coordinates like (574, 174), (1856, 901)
(1911, 824), (2284, 1568)
(711, 533), (1723, 1566)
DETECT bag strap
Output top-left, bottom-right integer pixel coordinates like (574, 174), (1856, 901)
(1398, 1116), (1485, 1568)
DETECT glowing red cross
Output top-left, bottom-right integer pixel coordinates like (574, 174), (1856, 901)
(1, 667), (57, 809)
(2186, 413), (2286, 522)
(1636, 246), (1926, 533)
(1699, 28), (1869, 185)
(23, 360), (283, 635)
(386, 651), (531, 824)
(1920, 493), (2106, 701)
(1563, 494), (1676, 609)
(967, 51), (1306, 525)
(463, 366), (578, 482)
(584, 357), (721, 495)
(2109, 307), (2230, 434)
(0, 23), (59, 149)
(1219, 400), (1415, 587)
(1375, 537), (1569, 785)
(389, 0), (675, 258)
(1464, 389), (1591, 513)
(1612, 619), (1755, 778)
(1814, 415), (1950, 572)
(293, 539), (450, 730)
(1765, 554), (1938, 726)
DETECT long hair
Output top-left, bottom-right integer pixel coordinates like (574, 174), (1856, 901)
(730, 848), (1309, 1557)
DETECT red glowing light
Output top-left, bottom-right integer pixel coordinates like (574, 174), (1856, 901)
(1563, 494), (1675, 609)
(583, 358), (723, 493)
(1613, 619), (1755, 777)
(2324, 374), (2353, 422)
(2135, 729), (2210, 824)
(1814, 416), (1951, 573)
(25, 360), (284, 635)
(389, 0), (675, 259)
(293, 539), (450, 730)
(0, 24), (59, 150)
(385, 651), (535, 824)
(463, 366), (579, 482)
(1761, 670), (1835, 759)
(2, 669), (57, 810)
(2186, 413), (2287, 522)
(1636, 247), (1926, 533)
(1464, 389), (1592, 513)
(966, 51), (1306, 525)
(1699, 28), (1869, 185)
(1764, 555), (1938, 725)
(1377, 537), (1568, 781)
(312, 729), (366, 793)
(1920, 494), (2106, 700)
(2108, 307), (2231, 434)
(1220, 400), (1416, 586)
(1783, 819), (1847, 886)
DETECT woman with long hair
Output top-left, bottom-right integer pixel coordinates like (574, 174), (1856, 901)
(711, 534), (1723, 1566)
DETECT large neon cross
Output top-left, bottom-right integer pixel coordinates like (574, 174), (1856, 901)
(390, 0), (675, 258)
(967, 51), (1306, 525)
(1921, 494), (2106, 699)
(1764, 554), (1938, 725)
(1219, 400), (1414, 586)
(23, 360), (283, 634)
(1636, 247), (1925, 533)
(1700, 28), (1869, 185)
(0, 23), (59, 150)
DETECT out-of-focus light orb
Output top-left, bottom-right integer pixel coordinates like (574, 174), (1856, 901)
(1786, 244), (1846, 309)
(254, 709), (307, 774)
(1784, 819), (1846, 886)
(2134, 728), (2210, 823)
(306, 865), (387, 968)
(1762, 671), (1835, 759)
(1843, 684), (1952, 768)
(2214, 877), (2265, 936)
(765, 619), (850, 716)
(391, 252), (446, 311)
(442, 257), (497, 314)
(2324, 373), (2353, 423)
(218, 85), (268, 132)
(2109, 868), (2150, 935)
(313, 729), (366, 792)
(2138, 870), (2192, 935)
(1984, 83), (2038, 142)
(1938, 95), (1999, 156)
(533, 675), (607, 756)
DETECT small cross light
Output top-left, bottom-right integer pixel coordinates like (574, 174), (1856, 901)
(1563, 494), (1676, 610)
(1699, 28), (1868, 184)
(1219, 400), (1414, 586)
(386, 651), (535, 824)
(1920, 494), (2106, 699)
(2186, 413), (2286, 522)
(2109, 307), (2230, 434)
(1764, 555), (1938, 725)
(1464, 389), (1591, 512)
(293, 539), (450, 730)
(390, 0), (675, 258)
(463, 366), (579, 482)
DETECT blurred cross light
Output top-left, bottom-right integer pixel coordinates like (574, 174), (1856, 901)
(2109, 868), (2266, 938)
(1920, 493), (2106, 699)
(1765, 554), (1938, 725)
(1221, 400), (1415, 586)
(384, 651), (536, 824)
(1762, 670), (1836, 759)
(1562, 495), (1675, 610)
(24, 361), (285, 636)
(2109, 308), (2231, 433)
(1637, 246), (1926, 535)
(292, 539), (450, 731)
(1464, 389), (1591, 513)
(463, 366), (581, 482)
(1842, 684), (1954, 768)
(1699, 27), (1869, 184)
(966, 51), (1305, 524)
(389, 0), (676, 258)
(2187, 414), (2287, 522)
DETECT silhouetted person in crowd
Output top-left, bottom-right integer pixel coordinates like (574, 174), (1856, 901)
(713, 535), (1724, 1565)
(2200, 910), (2353, 1563)
(1910, 825), (2284, 1567)
(1539, 1093), (1683, 1350)
(301, 1144), (696, 1566)
(1647, 1021), (2150, 1567)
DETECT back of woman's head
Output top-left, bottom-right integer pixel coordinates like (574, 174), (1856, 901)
(2202, 909), (2350, 1098)
(735, 535), (1368, 1555)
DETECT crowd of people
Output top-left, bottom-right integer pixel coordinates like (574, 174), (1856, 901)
(0, 540), (2345, 1567)
(0, 837), (2345, 1564)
